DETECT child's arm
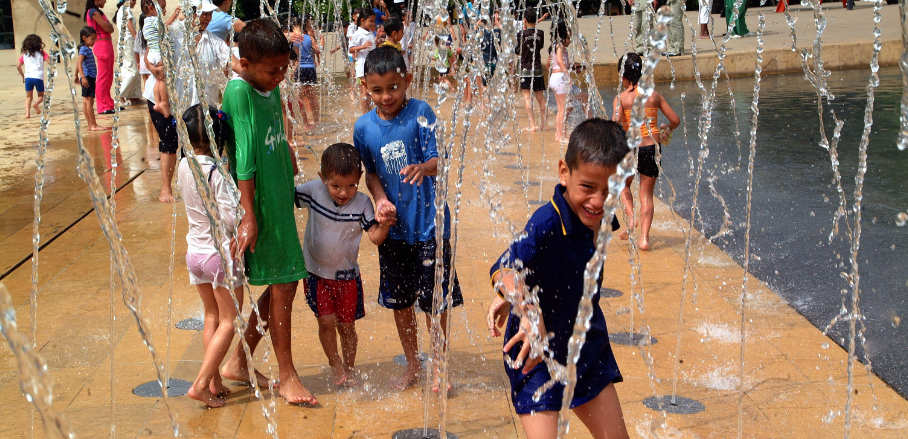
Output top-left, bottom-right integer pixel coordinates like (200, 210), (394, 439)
(75, 54), (86, 86)
(364, 171), (397, 225)
(489, 268), (547, 374)
(611, 95), (623, 123)
(658, 92), (681, 131)
(16, 57), (24, 81)
(399, 157), (437, 185)
(165, 7), (182, 26)
(365, 219), (391, 245)
(233, 179), (258, 255)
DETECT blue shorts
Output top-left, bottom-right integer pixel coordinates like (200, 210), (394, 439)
(377, 239), (463, 313)
(25, 78), (45, 93)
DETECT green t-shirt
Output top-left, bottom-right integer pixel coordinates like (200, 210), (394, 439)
(221, 79), (307, 285)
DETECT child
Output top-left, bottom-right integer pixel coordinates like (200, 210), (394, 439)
(295, 143), (392, 387)
(355, 46), (463, 390)
(379, 18), (403, 53)
(218, 19), (317, 406)
(612, 52), (680, 251)
(292, 18), (321, 132)
(549, 23), (572, 144)
(349, 8), (376, 113)
(516, 8), (546, 132)
(140, 0), (180, 118)
(487, 118), (630, 439)
(75, 27), (107, 131)
(176, 104), (243, 408)
(17, 34), (48, 119)
(431, 36), (455, 89)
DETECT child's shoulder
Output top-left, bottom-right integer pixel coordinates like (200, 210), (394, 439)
(525, 202), (562, 237)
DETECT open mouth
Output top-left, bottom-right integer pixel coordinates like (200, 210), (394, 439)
(583, 205), (603, 218)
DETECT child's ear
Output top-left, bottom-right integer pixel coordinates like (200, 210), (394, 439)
(239, 57), (249, 70)
(557, 159), (570, 186)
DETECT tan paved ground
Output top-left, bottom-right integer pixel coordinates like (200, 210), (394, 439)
(1, 4), (908, 438)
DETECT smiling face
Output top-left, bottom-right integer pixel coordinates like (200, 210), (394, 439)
(320, 171), (361, 206)
(241, 53), (289, 93)
(361, 16), (376, 32)
(199, 11), (213, 31)
(363, 71), (410, 120)
(558, 159), (616, 231)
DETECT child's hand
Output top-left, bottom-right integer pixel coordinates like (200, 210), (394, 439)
(486, 295), (510, 337)
(233, 214), (258, 255)
(503, 315), (544, 375)
(80, 77), (88, 87)
(400, 163), (427, 185)
(375, 199), (397, 225)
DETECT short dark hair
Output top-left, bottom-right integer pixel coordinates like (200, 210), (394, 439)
(357, 7), (375, 25)
(383, 18), (402, 34)
(79, 26), (97, 47)
(212, 0), (228, 6)
(619, 52), (642, 85)
(321, 143), (362, 178)
(364, 45), (407, 76)
(182, 104), (234, 155)
(565, 118), (629, 169)
(523, 8), (537, 24)
(237, 19), (291, 62)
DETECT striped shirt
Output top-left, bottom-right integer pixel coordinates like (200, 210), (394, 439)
(79, 45), (97, 78)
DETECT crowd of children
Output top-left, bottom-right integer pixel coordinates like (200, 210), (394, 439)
(16, 4), (687, 437)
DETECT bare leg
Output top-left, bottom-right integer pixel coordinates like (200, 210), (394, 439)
(572, 384), (629, 439)
(337, 322), (358, 385)
(619, 175), (636, 240)
(424, 311), (452, 393)
(188, 284), (241, 407)
(700, 23), (709, 38)
(84, 98), (107, 130)
(554, 92), (567, 143)
(316, 314), (346, 386)
(638, 175), (656, 250)
(25, 90), (33, 118)
(463, 76), (472, 107)
(521, 89), (538, 131)
(393, 307), (420, 390)
(158, 151), (176, 202)
(34, 92), (44, 114)
(518, 410), (559, 439)
(222, 286), (272, 383)
(269, 281), (317, 405)
(534, 90), (547, 130)
(301, 86), (316, 130)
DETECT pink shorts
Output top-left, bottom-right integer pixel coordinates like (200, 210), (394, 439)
(186, 252), (243, 289)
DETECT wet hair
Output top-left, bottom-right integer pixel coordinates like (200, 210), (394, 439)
(523, 8), (537, 24)
(383, 18), (402, 35)
(565, 118), (629, 170)
(619, 52), (642, 85)
(79, 26), (97, 47)
(21, 34), (43, 56)
(321, 143), (362, 178)
(237, 19), (291, 63)
(364, 45), (407, 76)
(84, 0), (105, 20)
(182, 104), (233, 155)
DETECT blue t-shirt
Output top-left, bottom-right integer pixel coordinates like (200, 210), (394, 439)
(79, 45), (97, 78)
(373, 8), (385, 27)
(490, 184), (622, 413)
(295, 34), (315, 68)
(207, 10), (233, 41)
(354, 98), (450, 244)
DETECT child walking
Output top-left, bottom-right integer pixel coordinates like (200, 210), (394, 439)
(355, 46), (463, 390)
(176, 104), (243, 408)
(17, 34), (48, 119)
(295, 143), (392, 387)
(516, 8), (546, 132)
(487, 119), (630, 439)
(612, 52), (680, 251)
(218, 19), (316, 406)
(75, 27), (107, 131)
(349, 8), (376, 113)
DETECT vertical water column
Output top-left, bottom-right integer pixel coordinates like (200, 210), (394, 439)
(899, 0), (908, 150)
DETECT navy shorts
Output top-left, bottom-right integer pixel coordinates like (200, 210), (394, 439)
(519, 75), (545, 92)
(25, 78), (45, 93)
(81, 76), (96, 98)
(147, 101), (178, 154)
(377, 239), (463, 313)
(638, 145), (660, 178)
(295, 67), (317, 84)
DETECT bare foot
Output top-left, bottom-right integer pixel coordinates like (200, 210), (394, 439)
(619, 229), (629, 240)
(33, 104), (41, 115)
(220, 358), (273, 387)
(638, 237), (651, 251)
(209, 376), (230, 398)
(331, 364), (348, 387)
(279, 374), (318, 406)
(393, 365), (420, 391)
(187, 385), (226, 408)
(523, 126), (539, 133)
(340, 370), (361, 388)
(158, 191), (175, 203)
(24, 113), (31, 119)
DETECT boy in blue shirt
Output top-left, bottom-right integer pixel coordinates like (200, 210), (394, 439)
(354, 46), (463, 390)
(487, 119), (630, 438)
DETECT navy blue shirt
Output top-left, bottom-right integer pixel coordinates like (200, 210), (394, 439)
(354, 98), (450, 243)
(490, 184), (622, 413)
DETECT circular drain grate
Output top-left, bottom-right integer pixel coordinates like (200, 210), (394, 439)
(608, 332), (657, 346)
(599, 287), (623, 298)
(132, 378), (192, 398)
(642, 395), (705, 414)
(392, 428), (458, 439)
(175, 317), (204, 331)
(393, 352), (429, 368)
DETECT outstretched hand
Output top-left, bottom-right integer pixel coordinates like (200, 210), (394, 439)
(503, 314), (544, 375)
(400, 163), (427, 185)
(486, 295), (510, 337)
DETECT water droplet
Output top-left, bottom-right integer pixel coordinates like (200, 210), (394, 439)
(821, 343), (829, 350)
(895, 212), (908, 227)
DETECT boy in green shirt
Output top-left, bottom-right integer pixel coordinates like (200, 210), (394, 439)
(218, 18), (316, 406)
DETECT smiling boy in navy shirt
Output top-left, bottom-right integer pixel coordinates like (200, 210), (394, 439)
(487, 118), (630, 439)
